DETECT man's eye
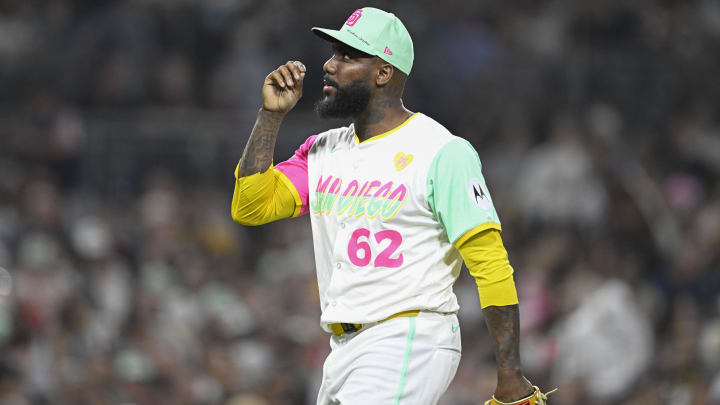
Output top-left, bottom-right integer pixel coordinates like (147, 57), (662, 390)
(342, 52), (351, 60)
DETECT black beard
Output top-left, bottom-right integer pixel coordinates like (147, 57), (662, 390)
(315, 81), (371, 119)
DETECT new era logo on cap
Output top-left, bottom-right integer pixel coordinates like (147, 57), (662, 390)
(384, 46), (392, 55)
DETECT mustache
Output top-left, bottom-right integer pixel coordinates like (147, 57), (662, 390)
(323, 75), (339, 88)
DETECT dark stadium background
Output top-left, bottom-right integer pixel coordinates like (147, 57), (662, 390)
(1, 0), (719, 404)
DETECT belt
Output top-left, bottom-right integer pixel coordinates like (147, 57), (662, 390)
(329, 310), (420, 336)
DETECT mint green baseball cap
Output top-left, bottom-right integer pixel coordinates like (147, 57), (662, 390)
(312, 7), (414, 75)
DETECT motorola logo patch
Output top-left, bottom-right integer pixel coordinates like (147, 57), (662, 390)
(468, 178), (492, 210)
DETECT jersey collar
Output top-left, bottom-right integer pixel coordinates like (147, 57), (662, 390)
(353, 112), (419, 145)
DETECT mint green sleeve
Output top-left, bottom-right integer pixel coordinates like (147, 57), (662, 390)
(426, 138), (501, 244)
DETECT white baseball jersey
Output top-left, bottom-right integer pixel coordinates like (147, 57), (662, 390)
(274, 113), (501, 332)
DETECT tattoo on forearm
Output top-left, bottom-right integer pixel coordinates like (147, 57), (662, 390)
(238, 109), (284, 177)
(483, 305), (522, 372)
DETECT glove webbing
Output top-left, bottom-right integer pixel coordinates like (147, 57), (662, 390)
(485, 386), (558, 405)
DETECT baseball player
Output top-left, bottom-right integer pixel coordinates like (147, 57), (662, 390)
(231, 7), (554, 405)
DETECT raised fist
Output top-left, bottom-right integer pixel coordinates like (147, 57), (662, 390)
(262, 61), (306, 114)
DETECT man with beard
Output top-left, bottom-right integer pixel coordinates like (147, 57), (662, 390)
(231, 7), (554, 405)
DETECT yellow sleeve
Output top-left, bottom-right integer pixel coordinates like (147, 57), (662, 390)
(230, 162), (302, 226)
(455, 228), (519, 308)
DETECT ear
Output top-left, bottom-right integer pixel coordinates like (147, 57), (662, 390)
(375, 62), (394, 87)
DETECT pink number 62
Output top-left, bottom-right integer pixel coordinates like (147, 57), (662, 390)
(347, 228), (403, 269)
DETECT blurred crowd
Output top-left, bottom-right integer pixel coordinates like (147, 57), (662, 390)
(1, 0), (720, 404)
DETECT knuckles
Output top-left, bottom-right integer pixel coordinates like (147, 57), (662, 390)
(271, 61), (305, 75)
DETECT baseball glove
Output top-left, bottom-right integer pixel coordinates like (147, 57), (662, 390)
(484, 385), (557, 405)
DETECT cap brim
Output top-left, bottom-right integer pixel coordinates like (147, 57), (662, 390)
(311, 27), (376, 57)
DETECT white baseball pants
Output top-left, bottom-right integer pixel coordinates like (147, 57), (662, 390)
(316, 311), (462, 405)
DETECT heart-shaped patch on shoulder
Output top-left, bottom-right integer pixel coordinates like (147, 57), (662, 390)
(394, 152), (413, 171)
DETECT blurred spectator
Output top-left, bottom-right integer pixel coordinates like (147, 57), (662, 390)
(552, 277), (653, 401)
(516, 112), (607, 226)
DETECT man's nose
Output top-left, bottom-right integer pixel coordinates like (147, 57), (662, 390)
(323, 57), (336, 74)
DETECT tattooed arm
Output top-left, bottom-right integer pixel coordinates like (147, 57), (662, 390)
(238, 109), (285, 176)
(483, 304), (534, 402)
(230, 61), (307, 226)
(238, 60), (306, 177)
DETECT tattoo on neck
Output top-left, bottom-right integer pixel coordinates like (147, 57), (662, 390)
(364, 108), (386, 125)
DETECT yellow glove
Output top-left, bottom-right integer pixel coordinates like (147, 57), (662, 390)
(484, 386), (557, 405)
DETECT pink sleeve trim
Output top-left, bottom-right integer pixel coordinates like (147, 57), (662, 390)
(274, 135), (317, 216)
